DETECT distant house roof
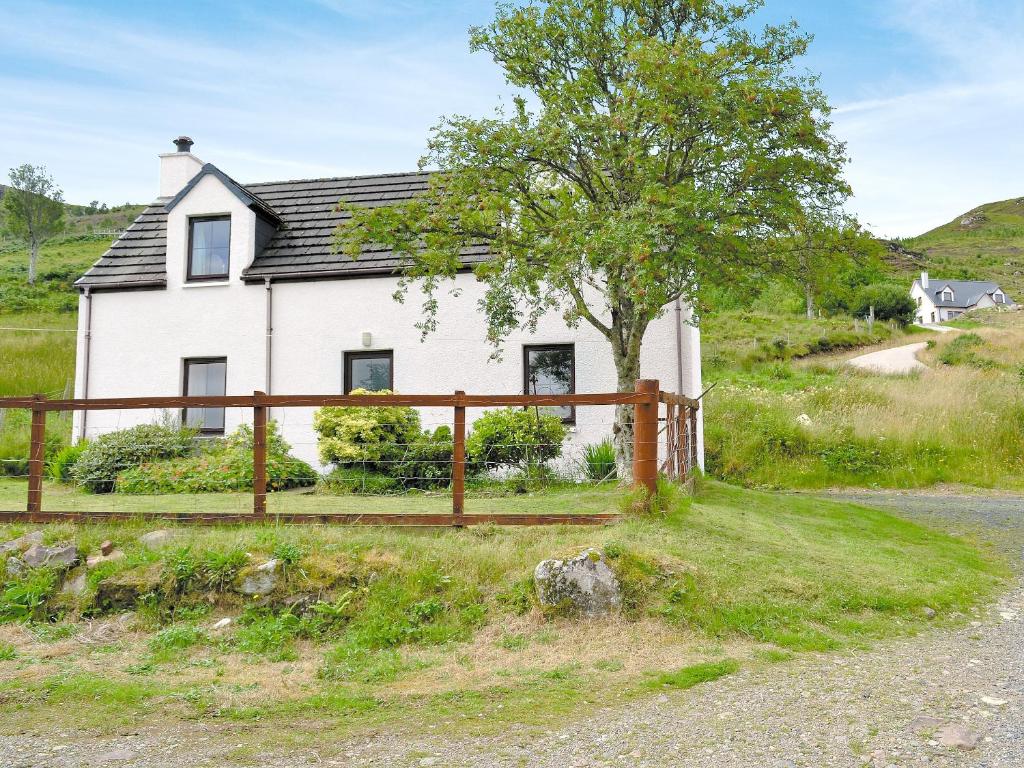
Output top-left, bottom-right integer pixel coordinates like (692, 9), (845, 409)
(75, 168), (492, 289)
(918, 278), (1015, 309)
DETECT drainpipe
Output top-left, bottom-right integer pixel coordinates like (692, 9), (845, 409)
(674, 297), (684, 394)
(78, 287), (93, 443)
(264, 278), (273, 395)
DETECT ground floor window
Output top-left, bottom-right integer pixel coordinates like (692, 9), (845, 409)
(183, 357), (227, 434)
(523, 344), (575, 423)
(344, 350), (393, 393)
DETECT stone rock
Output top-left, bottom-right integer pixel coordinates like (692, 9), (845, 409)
(921, 606), (936, 619)
(22, 543), (79, 569)
(87, 549), (125, 568)
(937, 723), (978, 750)
(534, 549), (622, 616)
(238, 559), (280, 596)
(100, 540), (114, 556)
(0, 530), (43, 555)
(62, 571), (88, 596)
(796, 413), (812, 427)
(5, 556), (27, 578)
(95, 564), (163, 611)
(908, 715), (945, 734)
(211, 617), (232, 630)
(980, 696), (1007, 707)
(139, 529), (176, 549)
(418, 758), (439, 767)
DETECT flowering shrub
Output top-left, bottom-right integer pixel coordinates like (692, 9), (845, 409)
(73, 422), (197, 493)
(313, 390), (421, 472)
(116, 422), (315, 494)
(465, 408), (566, 471)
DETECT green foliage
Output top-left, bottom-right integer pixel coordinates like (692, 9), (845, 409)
(851, 283), (917, 325)
(72, 422), (197, 493)
(201, 548), (249, 591)
(318, 467), (401, 495)
(0, 641), (16, 660)
(2, 164), (65, 284)
(643, 659), (739, 690)
(47, 440), (88, 482)
(1, 568), (57, 622)
(149, 624), (207, 653)
(391, 425), (454, 489)
(234, 609), (303, 660)
(938, 333), (996, 369)
(313, 390), (421, 471)
(581, 439), (617, 481)
(465, 408), (566, 471)
(116, 422), (316, 494)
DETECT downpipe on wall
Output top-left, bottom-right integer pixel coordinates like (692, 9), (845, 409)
(77, 287), (93, 443)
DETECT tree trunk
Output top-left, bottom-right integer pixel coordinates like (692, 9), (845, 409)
(28, 239), (38, 285)
(805, 282), (814, 319)
(611, 347), (642, 482)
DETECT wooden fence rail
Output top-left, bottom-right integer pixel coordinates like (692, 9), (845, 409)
(0, 380), (700, 527)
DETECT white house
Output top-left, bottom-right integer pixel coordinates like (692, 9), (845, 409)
(72, 138), (703, 471)
(910, 271), (1014, 324)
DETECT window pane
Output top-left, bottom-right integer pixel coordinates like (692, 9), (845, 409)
(190, 219), (230, 278)
(526, 346), (574, 421)
(184, 360), (226, 432)
(349, 355), (392, 392)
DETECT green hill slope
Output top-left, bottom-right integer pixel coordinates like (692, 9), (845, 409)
(896, 197), (1024, 299)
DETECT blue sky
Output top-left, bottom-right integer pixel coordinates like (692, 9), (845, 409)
(1, 0), (1021, 237)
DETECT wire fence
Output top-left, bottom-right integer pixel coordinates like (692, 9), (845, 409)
(0, 381), (699, 526)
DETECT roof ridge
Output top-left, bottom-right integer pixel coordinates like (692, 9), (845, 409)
(244, 170), (431, 188)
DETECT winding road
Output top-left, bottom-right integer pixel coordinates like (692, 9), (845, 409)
(848, 341), (929, 374)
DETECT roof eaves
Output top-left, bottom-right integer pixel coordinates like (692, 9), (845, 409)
(164, 163), (282, 225)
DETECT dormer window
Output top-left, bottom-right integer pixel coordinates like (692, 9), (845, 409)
(994, 291), (1006, 304)
(941, 288), (954, 302)
(187, 216), (230, 281)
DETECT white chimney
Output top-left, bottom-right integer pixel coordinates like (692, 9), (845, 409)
(158, 136), (203, 198)
(921, 271), (929, 290)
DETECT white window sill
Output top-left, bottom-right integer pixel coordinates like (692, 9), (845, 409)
(182, 281), (231, 289)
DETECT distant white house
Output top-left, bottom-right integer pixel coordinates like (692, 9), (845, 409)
(910, 271), (1015, 324)
(71, 138), (704, 470)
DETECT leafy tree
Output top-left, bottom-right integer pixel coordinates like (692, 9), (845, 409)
(851, 283), (916, 325)
(2, 164), (65, 284)
(337, 0), (850, 472)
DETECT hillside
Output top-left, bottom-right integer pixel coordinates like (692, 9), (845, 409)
(891, 197), (1024, 299)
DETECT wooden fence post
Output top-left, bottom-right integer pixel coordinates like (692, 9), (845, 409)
(253, 391), (267, 520)
(452, 391), (466, 527)
(27, 394), (47, 516)
(632, 379), (659, 503)
(688, 404), (699, 476)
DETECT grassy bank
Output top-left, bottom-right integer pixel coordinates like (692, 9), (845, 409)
(0, 482), (1007, 741)
(704, 310), (1024, 489)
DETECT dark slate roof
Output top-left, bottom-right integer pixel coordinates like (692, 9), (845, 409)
(76, 167), (492, 289)
(166, 164), (281, 225)
(920, 278), (1015, 308)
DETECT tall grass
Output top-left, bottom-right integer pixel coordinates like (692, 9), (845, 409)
(705, 319), (1024, 489)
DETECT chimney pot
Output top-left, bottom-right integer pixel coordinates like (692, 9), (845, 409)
(173, 136), (194, 153)
(921, 271), (929, 290)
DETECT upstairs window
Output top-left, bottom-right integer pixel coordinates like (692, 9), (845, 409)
(941, 288), (954, 302)
(344, 350), (393, 393)
(188, 216), (230, 281)
(994, 291), (1006, 304)
(183, 357), (227, 434)
(524, 344), (575, 423)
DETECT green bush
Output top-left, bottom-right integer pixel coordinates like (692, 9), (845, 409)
(47, 441), (89, 482)
(391, 426), (453, 489)
(938, 333), (997, 369)
(72, 422), (197, 493)
(851, 283), (916, 325)
(582, 439), (616, 480)
(1, 569), (57, 622)
(465, 408), (566, 471)
(116, 422), (315, 494)
(313, 390), (421, 472)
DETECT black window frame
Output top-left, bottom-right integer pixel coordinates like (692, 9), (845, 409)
(523, 343), (576, 424)
(186, 215), (231, 282)
(344, 350), (394, 393)
(182, 356), (228, 435)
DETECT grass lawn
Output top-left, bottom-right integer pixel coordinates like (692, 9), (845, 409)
(0, 481), (1007, 745)
(0, 477), (624, 517)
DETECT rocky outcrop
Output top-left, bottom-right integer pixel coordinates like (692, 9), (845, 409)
(22, 543), (79, 569)
(534, 549), (622, 616)
(237, 559), (281, 596)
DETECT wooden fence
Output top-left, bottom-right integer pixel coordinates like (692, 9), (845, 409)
(0, 379), (699, 527)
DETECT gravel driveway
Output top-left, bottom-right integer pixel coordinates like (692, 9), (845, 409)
(848, 342), (929, 374)
(2, 492), (1022, 768)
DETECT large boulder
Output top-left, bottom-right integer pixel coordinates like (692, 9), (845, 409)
(534, 549), (622, 616)
(139, 529), (177, 549)
(0, 530), (43, 555)
(22, 543), (79, 570)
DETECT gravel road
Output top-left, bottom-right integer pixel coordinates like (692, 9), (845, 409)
(2, 492), (1022, 768)
(848, 342), (929, 374)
